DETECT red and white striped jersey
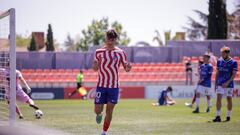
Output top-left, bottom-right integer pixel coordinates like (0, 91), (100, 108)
(94, 46), (127, 88)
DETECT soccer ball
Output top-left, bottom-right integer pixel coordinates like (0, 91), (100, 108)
(35, 110), (43, 119)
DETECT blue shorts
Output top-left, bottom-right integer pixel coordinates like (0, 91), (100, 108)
(158, 98), (166, 106)
(94, 87), (119, 104)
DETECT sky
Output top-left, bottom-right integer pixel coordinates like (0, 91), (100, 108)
(0, 0), (239, 47)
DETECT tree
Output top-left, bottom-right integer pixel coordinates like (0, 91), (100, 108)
(46, 24), (55, 51)
(228, 3), (240, 39)
(183, 10), (208, 40)
(184, 2), (240, 40)
(152, 30), (164, 47)
(16, 34), (31, 47)
(111, 21), (131, 46)
(64, 34), (76, 51)
(76, 18), (131, 51)
(164, 30), (171, 45)
(28, 35), (37, 51)
(153, 30), (172, 46)
(208, 0), (227, 39)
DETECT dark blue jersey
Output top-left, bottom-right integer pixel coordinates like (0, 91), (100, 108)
(199, 63), (213, 87)
(217, 58), (238, 88)
(158, 90), (167, 105)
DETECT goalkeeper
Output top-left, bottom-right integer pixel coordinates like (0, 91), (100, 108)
(0, 61), (42, 119)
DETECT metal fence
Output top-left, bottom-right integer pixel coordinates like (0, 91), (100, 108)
(17, 40), (240, 69)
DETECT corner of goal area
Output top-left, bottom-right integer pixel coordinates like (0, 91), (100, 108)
(0, 121), (72, 135)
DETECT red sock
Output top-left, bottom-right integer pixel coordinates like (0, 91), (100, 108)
(16, 106), (21, 115)
(103, 121), (110, 132)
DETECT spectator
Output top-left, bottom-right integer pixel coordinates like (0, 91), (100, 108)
(185, 59), (193, 85)
(205, 48), (217, 65)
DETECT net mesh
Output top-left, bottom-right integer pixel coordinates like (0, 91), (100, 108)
(0, 11), (11, 123)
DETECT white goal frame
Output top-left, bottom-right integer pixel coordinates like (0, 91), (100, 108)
(0, 8), (16, 126)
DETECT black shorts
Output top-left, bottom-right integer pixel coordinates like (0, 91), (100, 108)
(77, 82), (82, 89)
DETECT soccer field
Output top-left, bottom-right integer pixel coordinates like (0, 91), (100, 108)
(18, 99), (240, 135)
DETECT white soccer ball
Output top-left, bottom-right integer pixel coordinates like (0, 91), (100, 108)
(35, 110), (43, 119)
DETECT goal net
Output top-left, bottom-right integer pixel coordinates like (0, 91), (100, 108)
(0, 8), (16, 125)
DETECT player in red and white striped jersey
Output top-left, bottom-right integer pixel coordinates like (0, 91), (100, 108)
(93, 29), (131, 135)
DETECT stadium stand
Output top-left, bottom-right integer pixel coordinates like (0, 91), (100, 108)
(20, 56), (240, 88)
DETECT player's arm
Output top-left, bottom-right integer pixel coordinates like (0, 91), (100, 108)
(93, 51), (100, 71)
(166, 94), (174, 102)
(222, 71), (237, 88)
(215, 69), (219, 90)
(222, 62), (238, 88)
(121, 51), (132, 72)
(215, 60), (220, 90)
(19, 75), (31, 93)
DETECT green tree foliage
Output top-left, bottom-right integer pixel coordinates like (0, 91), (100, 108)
(153, 30), (172, 46)
(46, 24), (55, 51)
(76, 18), (131, 51)
(207, 0), (227, 39)
(184, 1), (240, 40)
(152, 30), (163, 47)
(64, 34), (76, 51)
(16, 34), (31, 47)
(183, 10), (208, 40)
(28, 35), (37, 51)
(164, 30), (171, 45)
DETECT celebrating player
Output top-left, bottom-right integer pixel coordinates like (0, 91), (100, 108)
(93, 29), (132, 135)
(213, 47), (238, 122)
(0, 60), (43, 119)
(192, 54), (213, 113)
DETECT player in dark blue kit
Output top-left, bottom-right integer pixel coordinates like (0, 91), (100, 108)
(152, 86), (176, 106)
(213, 47), (238, 122)
(193, 54), (213, 113)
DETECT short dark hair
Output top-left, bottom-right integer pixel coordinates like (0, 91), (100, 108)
(106, 29), (118, 40)
(167, 86), (173, 92)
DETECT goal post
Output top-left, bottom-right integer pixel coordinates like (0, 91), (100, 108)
(0, 8), (16, 126)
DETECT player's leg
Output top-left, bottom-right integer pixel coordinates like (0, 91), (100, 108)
(205, 95), (211, 113)
(193, 92), (200, 113)
(225, 89), (233, 122)
(95, 104), (104, 124)
(185, 89), (196, 108)
(225, 96), (232, 122)
(193, 86), (201, 113)
(16, 104), (24, 119)
(27, 99), (39, 110)
(17, 89), (40, 110)
(205, 88), (212, 113)
(192, 92), (197, 105)
(167, 100), (176, 106)
(7, 100), (23, 119)
(94, 87), (107, 124)
(186, 72), (189, 85)
(213, 93), (222, 122)
(68, 82), (81, 97)
(190, 72), (193, 85)
(102, 102), (115, 135)
(101, 88), (119, 135)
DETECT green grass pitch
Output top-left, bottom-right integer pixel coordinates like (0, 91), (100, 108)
(18, 99), (240, 135)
